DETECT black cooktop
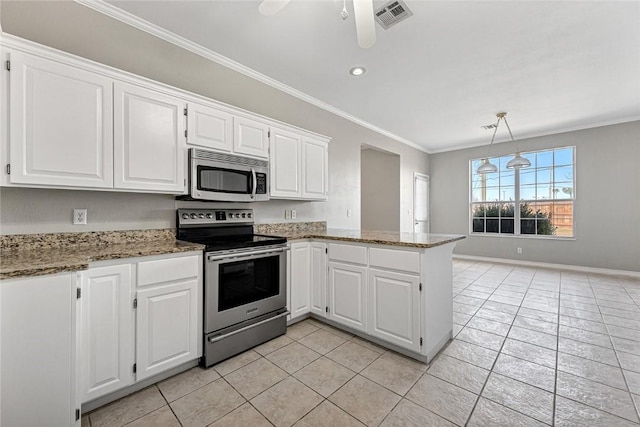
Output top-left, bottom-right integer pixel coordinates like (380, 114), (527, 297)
(176, 208), (286, 252)
(184, 234), (287, 252)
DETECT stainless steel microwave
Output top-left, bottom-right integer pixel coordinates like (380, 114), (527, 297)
(185, 148), (269, 202)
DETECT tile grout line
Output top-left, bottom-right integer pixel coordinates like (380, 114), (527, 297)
(588, 274), (640, 424)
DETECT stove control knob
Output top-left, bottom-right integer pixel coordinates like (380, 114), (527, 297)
(182, 213), (189, 219)
(228, 213), (234, 218)
(198, 213), (205, 219)
(206, 213), (213, 219)
(241, 213), (246, 218)
(190, 213), (197, 219)
(247, 213), (252, 218)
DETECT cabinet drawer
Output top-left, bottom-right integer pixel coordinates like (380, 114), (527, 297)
(369, 248), (421, 273)
(328, 243), (367, 265)
(138, 255), (199, 286)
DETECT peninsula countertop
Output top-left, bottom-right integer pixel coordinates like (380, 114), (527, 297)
(0, 230), (204, 280)
(260, 229), (466, 249)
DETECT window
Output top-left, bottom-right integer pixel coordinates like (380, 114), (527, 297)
(470, 146), (575, 237)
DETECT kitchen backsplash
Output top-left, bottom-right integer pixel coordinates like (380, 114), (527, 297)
(254, 221), (327, 235)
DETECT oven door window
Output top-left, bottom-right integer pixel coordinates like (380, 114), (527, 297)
(218, 255), (280, 311)
(198, 166), (251, 194)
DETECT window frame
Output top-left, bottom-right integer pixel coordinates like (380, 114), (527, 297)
(469, 146), (576, 239)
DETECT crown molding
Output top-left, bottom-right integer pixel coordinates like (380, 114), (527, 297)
(74, 0), (428, 154)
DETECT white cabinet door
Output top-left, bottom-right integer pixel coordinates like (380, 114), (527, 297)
(114, 82), (185, 193)
(368, 269), (421, 352)
(1, 273), (78, 427)
(270, 127), (302, 198)
(309, 242), (327, 317)
(80, 264), (134, 403)
(302, 137), (328, 200)
(187, 102), (233, 152)
(136, 278), (199, 380)
(289, 242), (311, 319)
(8, 51), (113, 188)
(233, 116), (269, 158)
(328, 262), (367, 332)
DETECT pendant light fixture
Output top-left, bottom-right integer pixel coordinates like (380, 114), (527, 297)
(476, 112), (531, 174)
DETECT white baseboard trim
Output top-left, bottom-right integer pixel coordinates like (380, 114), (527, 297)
(453, 255), (640, 279)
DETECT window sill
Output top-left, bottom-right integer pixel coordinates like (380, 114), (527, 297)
(468, 233), (576, 241)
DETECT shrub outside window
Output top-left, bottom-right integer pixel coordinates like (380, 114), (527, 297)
(470, 147), (575, 237)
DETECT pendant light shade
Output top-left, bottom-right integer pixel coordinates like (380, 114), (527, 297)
(506, 152), (531, 169)
(476, 112), (530, 174)
(477, 158), (498, 174)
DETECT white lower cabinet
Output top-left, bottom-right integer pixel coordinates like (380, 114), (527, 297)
(79, 252), (201, 403)
(1, 273), (79, 426)
(327, 262), (367, 332)
(368, 269), (421, 352)
(80, 264), (135, 403)
(136, 278), (199, 381)
(289, 242), (311, 319)
(309, 242), (327, 317)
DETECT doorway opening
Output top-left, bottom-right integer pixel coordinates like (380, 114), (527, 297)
(361, 146), (400, 232)
(413, 172), (429, 233)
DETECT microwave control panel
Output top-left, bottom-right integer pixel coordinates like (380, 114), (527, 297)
(256, 173), (267, 194)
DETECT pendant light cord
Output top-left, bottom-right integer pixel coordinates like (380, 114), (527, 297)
(484, 116), (501, 159)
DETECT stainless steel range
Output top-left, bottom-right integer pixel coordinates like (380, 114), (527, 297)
(177, 208), (288, 367)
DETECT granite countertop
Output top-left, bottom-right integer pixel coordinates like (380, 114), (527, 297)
(0, 230), (204, 280)
(263, 229), (466, 249)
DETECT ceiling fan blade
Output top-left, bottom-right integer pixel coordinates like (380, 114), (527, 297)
(258, 0), (291, 16)
(353, 0), (376, 48)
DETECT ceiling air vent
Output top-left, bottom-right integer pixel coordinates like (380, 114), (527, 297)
(374, 0), (413, 30)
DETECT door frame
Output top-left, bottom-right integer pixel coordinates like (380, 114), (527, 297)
(413, 172), (430, 233)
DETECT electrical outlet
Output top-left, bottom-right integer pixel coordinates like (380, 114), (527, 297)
(408, 209), (413, 216)
(347, 209), (352, 217)
(284, 210), (291, 220)
(517, 247), (523, 254)
(291, 210), (296, 219)
(73, 209), (87, 225)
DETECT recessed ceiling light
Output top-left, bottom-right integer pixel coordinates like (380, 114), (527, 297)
(349, 67), (366, 76)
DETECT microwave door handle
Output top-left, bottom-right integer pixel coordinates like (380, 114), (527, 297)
(250, 168), (257, 199)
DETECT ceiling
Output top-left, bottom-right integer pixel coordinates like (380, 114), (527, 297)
(98, 0), (640, 153)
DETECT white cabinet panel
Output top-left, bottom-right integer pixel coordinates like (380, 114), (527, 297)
(328, 262), (367, 332)
(290, 242), (311, 319)
(309, 242), (327, 317)
(369, 248), (421, 273)
(270, 127), (302, 198)
(9, 51), (113, 188)
(187, 102), (233, 152)
(368, 269), (420, 352)
(328, 243), (367, 265)
(1, 273), (78, 427)
(136, 278), (199, 380)
(302, 137), (328, 200)
(233, 116), (269, 158)
(137, 255), (199, 287)
(114, 82), (185, 193)
(80, 264), (134, 403)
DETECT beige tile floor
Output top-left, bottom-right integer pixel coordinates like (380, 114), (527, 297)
(83, 260), (640, 426)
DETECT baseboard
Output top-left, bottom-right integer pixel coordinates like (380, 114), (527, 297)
(453, 255), (640, 279)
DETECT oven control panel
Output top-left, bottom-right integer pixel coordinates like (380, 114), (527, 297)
(177, 209), (254, 226)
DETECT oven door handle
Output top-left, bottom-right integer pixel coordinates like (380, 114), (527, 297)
(207, 246), (289, 262)
(250, 168), (257, 199)
(207, 311), (290, 344)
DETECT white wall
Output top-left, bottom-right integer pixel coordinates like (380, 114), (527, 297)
(361, 148), (400, 231)
(0, 0), (429, 235)
(430, 121), (640, 272)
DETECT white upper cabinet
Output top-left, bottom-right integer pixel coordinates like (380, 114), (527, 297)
(114, 82), (186, 193)
(8, 51), (114, 188)
(270, 127), (302, 198)
(186, 102), (233, 152)
(302, 137), (329, 200)
(269, 128), (329, 201)
(233, 116), (269, 159)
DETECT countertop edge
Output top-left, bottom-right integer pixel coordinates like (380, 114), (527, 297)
(278, 233), (466, 248)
